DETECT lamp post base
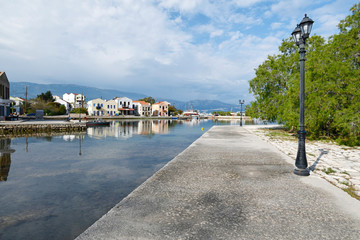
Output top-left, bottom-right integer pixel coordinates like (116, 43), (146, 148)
(294, 168), (310, 176)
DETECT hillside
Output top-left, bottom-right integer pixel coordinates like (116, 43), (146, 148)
(10, 82), (242, 112)
(10, 82), (148, 101)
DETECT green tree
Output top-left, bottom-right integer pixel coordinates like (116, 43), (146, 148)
(168, 105), (183, 115)
(70, 107), (88, 114)
(138, 96), (156, 105)
(212, 111), (233, 116)
(37, 91), (54, 102)
(248, 3), (360, 146)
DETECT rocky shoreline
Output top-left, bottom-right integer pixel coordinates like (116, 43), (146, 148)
(244, 125), (360, 200)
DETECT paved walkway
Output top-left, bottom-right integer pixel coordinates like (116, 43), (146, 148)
(76, 126), (360, 239)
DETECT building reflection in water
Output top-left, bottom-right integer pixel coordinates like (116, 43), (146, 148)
(0, 138), (15, 182)
(87, 120), (176, 139)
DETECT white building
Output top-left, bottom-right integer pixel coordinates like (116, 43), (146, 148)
(63, 93), (85, 108)
(87, 98), (106, 116)
(53, 95), (72, 113)
(10, 97), (24, 115)
(104, 99), (117, 116)
(114, 97), (134, 115)
(133, 100), (151, 116)
(87, 98), (118, 116)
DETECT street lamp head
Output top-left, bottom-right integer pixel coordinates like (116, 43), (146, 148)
(299, 14), (314, 39)
(291, 24), (302, 46)
(239, 100), (245, 104)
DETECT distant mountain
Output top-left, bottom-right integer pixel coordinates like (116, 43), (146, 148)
(178, 100), (241, 113)
(10, 82), (241, 113)
(10, 82), (148, 101)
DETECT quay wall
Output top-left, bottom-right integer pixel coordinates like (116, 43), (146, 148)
(0, 123), (87, 136)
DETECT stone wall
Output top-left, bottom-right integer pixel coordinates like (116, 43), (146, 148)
(0, 123), (87, 136)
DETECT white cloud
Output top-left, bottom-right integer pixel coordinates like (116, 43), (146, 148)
(271, 22), (283, 30)
(210, 30), (224, 38)
(158, 0), (207, 13)
(0, 0), (357, 104)
(228, 13), (263, 26)
(232, 0), (267, 8)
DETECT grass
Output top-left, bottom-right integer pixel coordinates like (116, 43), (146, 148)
(340, 181), (349, 186)
(263, 129), (296, 141)
(343, 185), (360, 201)
(322, 167), (337, 174)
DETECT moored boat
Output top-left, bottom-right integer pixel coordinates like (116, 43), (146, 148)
(86, 119), (110, 127)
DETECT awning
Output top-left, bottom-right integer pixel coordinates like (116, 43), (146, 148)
(118, 108), (134, 111)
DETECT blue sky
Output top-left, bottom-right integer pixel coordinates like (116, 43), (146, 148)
(0, 0), (358, 104)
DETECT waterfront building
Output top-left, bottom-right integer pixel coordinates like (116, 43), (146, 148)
(53, 95), (72, 113)
(152, 101), (170, 117)
(0, 72), (11, 120)
(114, 97), (134, 115)
(105, 99), (117, 116)
(87, 99), (118, 116)
(9, 97), (24, 115)
(87, 98), (107, 116)
(63, 93), (86, 108)
(133, 100), (151, 116)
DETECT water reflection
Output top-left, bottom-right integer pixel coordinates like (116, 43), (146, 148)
(0, 119), (229, 240)
(87, 119), (181, 139)
(0, 139), (15, 182)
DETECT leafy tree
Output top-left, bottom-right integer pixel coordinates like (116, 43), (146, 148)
(27, 99), (67, 116)
(248, 3), (360, 146)
(70, 107), (88, 114)
(168, 105), (183, 115)
(212, 111), (233, 116)
(37, 91), (54, 102)
(138, 96), (156, 105)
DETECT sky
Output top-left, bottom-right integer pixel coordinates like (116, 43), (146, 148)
(0, 0), (358, 104)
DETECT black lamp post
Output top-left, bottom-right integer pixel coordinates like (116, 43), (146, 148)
(239, 100), (245, 126)
(291, 14), (314, 176)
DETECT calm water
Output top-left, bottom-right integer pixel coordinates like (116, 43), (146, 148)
(0, 119), (253, 240)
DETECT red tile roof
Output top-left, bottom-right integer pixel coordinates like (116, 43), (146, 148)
(133, 100), (150, 105)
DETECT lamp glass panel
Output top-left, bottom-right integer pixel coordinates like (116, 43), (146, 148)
(307, 24), (313, 34)
(302, 24), (308, 34)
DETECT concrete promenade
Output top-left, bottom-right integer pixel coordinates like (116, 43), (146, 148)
(76, 125), (360, 239)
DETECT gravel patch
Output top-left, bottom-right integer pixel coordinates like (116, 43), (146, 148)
(245, 125), (360, 200)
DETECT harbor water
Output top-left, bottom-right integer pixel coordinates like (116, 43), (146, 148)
(0, 119), (255, 240)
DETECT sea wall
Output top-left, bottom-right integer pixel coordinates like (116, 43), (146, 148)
(0, 122), (87, 136)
